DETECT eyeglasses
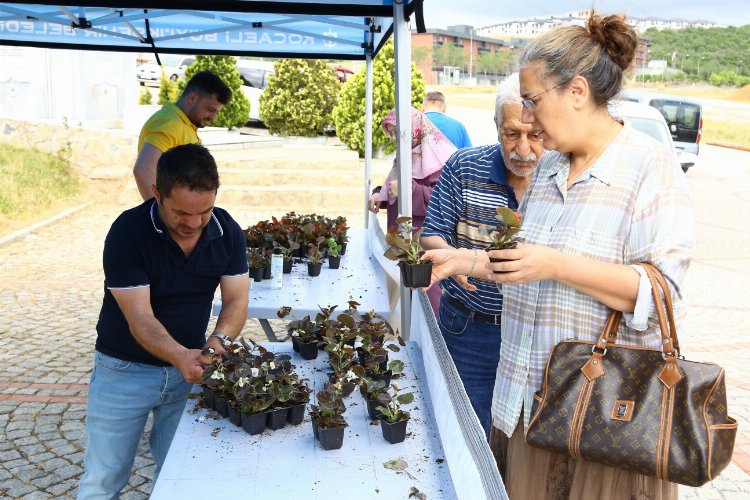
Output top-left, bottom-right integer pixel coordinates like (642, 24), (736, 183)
(522, 81), (566, 111)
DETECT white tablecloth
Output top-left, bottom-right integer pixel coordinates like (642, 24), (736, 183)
(212, 227), (391, 322)
(151, 342), (457, 499)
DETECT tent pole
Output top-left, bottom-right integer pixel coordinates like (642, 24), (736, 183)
(364, 53), (374, 229)
(393, 0), (412, 340)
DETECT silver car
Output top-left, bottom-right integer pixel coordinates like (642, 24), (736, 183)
(137, 55), (195, 82)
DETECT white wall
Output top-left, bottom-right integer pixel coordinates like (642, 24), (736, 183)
(0, 46), (137, 129)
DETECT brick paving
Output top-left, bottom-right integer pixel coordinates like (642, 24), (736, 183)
(1, 143), (749, 499)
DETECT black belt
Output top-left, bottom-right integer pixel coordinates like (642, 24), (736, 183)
(441, 291), (501, 325)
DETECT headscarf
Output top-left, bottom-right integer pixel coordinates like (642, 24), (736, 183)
(382, 107), (457, 180)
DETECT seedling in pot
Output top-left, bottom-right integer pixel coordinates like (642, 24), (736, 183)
(384, 216), (432, 288)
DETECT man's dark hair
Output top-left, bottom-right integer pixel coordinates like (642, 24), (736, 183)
(182, 70), (232, 105)
(156, 144), (220, 198)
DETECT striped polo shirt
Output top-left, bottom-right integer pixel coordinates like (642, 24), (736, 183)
(422, 143), (518, 316)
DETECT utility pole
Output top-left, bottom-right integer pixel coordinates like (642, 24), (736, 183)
(469, 29), (473, 79)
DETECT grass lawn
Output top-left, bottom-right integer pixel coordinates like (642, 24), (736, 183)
(0, 143), (80, 235)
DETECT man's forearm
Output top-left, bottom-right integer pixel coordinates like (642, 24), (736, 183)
(212, 297), (249, 340)
(129, 316), (187, 365)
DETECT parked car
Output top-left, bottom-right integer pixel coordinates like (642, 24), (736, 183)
(609, 99), (698, 172)
(237, 59), (275, 122)
(620, 90), (703, 156)
(137, 54), (195, 82)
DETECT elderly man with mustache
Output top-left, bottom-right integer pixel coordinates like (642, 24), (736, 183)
(419, 73), (544, 438)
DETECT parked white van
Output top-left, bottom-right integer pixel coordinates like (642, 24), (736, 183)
(620, 90), (703, 156)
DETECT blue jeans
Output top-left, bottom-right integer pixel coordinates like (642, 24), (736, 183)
(77, 351), (192, 500)
(438, 297), (501, 438)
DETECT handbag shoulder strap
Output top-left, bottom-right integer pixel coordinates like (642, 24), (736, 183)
(594, 263), (680, 357)
(590, 263), (684, 388)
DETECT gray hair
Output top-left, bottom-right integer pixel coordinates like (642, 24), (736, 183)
(495, 72), (522, 126)
(517, 13), (637, 106)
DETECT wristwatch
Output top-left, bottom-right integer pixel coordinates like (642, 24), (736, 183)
(209, 333), (233, 347)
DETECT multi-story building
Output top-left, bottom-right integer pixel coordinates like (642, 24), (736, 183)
(477, 9), (715, 39)
(411, 25), (515, 85)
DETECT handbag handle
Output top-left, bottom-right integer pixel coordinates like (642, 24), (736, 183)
(586, 263), (684, 388)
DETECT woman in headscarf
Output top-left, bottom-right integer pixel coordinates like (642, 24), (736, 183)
(368, 108), (457, 230)
(368, 107), (457, 314)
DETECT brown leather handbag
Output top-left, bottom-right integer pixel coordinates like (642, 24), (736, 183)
(525, 263), (737, 487)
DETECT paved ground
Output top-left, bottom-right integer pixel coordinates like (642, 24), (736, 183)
(1, 143), (749, 499)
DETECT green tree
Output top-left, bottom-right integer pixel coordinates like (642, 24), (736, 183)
(177, 55), (250, 128)
(643, 24), (750, 82)
(138, 87), (153, 105)
(434, 43), (467, 70)
(412, 46), (431, 66)
(158, 72), (178, 104)
(259, 59), (340, 136)
(475, 50), (514, 76)
(333, 40), (425, 156)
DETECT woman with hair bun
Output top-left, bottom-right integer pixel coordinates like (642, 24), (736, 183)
(421, 12), (693, 499)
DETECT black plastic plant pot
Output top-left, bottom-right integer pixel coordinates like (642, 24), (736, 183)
(293, 246), (303, 258)
(399, 261), (432, 288)
(328, 255), (341, 269)
(202, 386), (216, 410)
(214, 395), (229, 418)
(241, 411), (267, 435)
(291, 336), (300, 352)
(287, 403), (306, 425)
(381, 418), (408, 444)
(283, 258), (293, 274)
(486, 244), (517, 274)
(227, 404), (242, 427)
(249, 267), (264, 282)
(263, 265), (272, 280)
(340, 243), (347, 255)
(307, 262), (322, 277)
(298, 340), (319, 360)
(365, 398), (384, 421)
(367, 370), (393, 387)
(266, 407), (289, 431)
(318, 425), (345, 450)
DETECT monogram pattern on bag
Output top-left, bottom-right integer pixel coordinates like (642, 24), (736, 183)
(526, 340), (737, 487)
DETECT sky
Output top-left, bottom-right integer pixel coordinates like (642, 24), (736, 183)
(424, 0), (750, 29)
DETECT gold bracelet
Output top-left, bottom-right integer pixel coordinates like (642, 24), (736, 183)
(466, 248), (478, 276)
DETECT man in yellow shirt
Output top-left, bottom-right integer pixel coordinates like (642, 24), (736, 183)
(134, 71), (232, 200)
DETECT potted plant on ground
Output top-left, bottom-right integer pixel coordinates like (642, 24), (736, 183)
(306, 242), (325, 277)
(356, 373), (389, 421)
(363, 358), (404, 388)
(277, 306), (319, 359)
(384, 216), (432, 288)
(377, 384), (414, 444)
(481, 207), (522, 273)
(332, 216), (349, 255)
(274, 240), (299, 274)
(326, 237), (342, 269)
(246, 247), (265, 282)
(309, 381), (348, 450)
(285, 380), (311, 426)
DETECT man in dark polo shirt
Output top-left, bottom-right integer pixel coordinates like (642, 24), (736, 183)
(78, 144), (249, 499)
(420, 73), (543, 438)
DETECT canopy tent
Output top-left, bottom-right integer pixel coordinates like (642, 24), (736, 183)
(0, 1), (423, 59)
